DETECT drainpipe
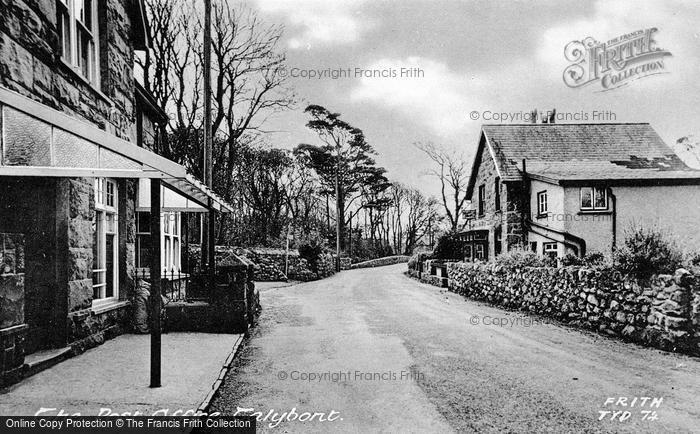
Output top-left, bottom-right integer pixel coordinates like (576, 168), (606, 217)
(609, 187), (617, 252)
(520, 159), (528, 249)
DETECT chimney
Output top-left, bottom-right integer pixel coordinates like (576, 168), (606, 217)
(530, 109), (538, 124)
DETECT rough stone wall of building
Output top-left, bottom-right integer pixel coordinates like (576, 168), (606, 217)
(0, 233), (27, 385)
(0, 176), (135, 356)
(67, 304), (130, 355)
(443, 261), (700, 355)
(0, 0), (141, 353)
(0, 233), (25, 328)
(0, 0), (138, 139)
(0, 323), (27, 386)
(468, 142), (500, 226)
(64, 178), (136, 355)
(504, 182), (526, 250)
(464, 140), (521, 257)
(62, 178), (95, 313)
(118, 179), (137, 297)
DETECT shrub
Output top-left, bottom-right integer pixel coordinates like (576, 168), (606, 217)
(432, 232), (463, 261)
(687, 252), (700, 267)
(686, 252), (700, 275)
(613, 225), (683, 279)
(560, 253), (583, 266)
(583, 252), (608, 268)
(494, 249), (550, 269)
(561, 251), (609, 268)
(298, 241), (324, 273)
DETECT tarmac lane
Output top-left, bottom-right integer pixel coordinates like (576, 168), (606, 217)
(208, 264), (700, 433)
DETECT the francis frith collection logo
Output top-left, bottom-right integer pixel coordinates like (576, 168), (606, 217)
(563, 28), (671, 91)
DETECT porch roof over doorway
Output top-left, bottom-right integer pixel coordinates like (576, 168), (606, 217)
(0, 87), (232, 213)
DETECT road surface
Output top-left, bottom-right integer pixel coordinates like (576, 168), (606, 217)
(209, 264), (700, 433)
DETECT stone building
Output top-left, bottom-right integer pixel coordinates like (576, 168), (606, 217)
(461, 123), (700, 260)
(0, 0), (231, 385)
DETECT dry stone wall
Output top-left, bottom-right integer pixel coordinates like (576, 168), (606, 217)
(446, 262), (700, 355)
(351, 255), (410, 269)
(208, 246), (339, 282)
(408, 255), (700, 355)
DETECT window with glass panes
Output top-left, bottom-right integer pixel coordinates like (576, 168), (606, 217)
(478, 184), (485, 216)
(580, 187), (607, 211)
(135, 212), (152, 270)
(136, 212), (181, 273)
(93, 178), (118, 305)
(162, 212), (181, 273)
(543, 242), (558, 259)
(537, 190), (548, 216)
(57, 0), (100, 84)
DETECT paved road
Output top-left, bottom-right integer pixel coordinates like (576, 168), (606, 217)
(209, 264), (700, 433)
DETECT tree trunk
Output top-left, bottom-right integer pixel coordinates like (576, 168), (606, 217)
(337, 185), (346, 251)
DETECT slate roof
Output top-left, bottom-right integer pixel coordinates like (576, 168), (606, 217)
(479, 123), (700, 183)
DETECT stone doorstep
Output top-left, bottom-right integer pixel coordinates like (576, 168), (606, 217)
(22, 346), (73, 378)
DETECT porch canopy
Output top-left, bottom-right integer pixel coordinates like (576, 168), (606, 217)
(0, 87), (232, 213)
(0, 87), (232, 389)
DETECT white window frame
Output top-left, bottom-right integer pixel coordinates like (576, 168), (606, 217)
(162, 212), (181, 274)
(543, 242), (558, 258)
(136, 211), (182, 274)
(93, 178), (118, 306)
(57, 0), (100, 85)
(537, 190), (548, 216)
(580, 187), (607, 211)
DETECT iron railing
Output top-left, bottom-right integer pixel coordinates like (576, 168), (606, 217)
(134, 268), (192, 301)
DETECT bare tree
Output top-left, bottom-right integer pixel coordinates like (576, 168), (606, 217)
(415, 142), (469, 232)
(283, 158), (322, 230)
(140, 0), (294, 181)
(404, 187), (439, 253)
(140, 0), (297, 244)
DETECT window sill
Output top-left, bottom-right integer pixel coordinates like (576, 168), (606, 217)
(577, 210), (611, 215)
(90, 300), (130, 316)
(58, 59), (114, 106)
(536, 213), (549, 219)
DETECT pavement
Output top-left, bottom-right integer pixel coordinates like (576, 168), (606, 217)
(0, 332), (242, 416)
(209, 264), (700, 433)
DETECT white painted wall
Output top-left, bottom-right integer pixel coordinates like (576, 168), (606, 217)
(529, 180), (565, 231)
(562, 184), (700, 255)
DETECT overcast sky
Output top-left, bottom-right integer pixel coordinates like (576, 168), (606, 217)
(251, 0), (700, 197)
